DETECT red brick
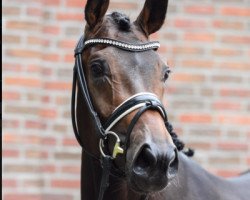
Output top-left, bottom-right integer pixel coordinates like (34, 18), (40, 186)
(222, 36), (250, 44)
(58, 40), (77, 49)
(247, 158), (250, 166)
(41, 95), (50, 103)
(5, 77), (41, 88)
(185, 5), (215, 14)
(212, 75), (243, 84)
(4, 194), (41, 200)
(3, 91), (20, 100)
(42, 25), (60, 34)
(41, 137), (57, 146)
(166, 86), (194, 95)
(26, 8), (43, 17)
(172, 73), (205, 82)
(217, 115), (250, 125)
(41, 165), (56, 173)
(4, 194), (73, 200)
(26, 64), (42, 73)
(162, 33), (177, 42)
(39, 109), (57, 118)
(42, 0), (60, 6)
(209, 156), (240, 165)
(187, 142), (212, 150)
(65, 0), (86, 7)
(2, 179), (17, 188)
(57, 13), (83, 21)
(42, 53), (60, 62)
(212, 48), (241, 56)
(55, 96), (70, 105)
(6, 49), (42, 59)
(173, 46), (204, 55)
(53, 124), (68, 133)
(220, 62), (250, 70)
(3, 35), (21, 43)
(62, 138), (78, 146)
(44, 81), (72, 90)
(2, 63), (23, 72)
(3, 134), (41, 145)
(212, 102), (241, 110)
(220, 89), (250, 97)
(26, 93), (41, 102)
(42, 194), (73, 200)
(25, 150), (48, 159)
(27, 36), (49, 46)
(2, 6), (20, 16)
(174, 19), (207, 28)
(54, 152), (81, 160)
(6, 20), (40, 31)
(2, 119), (20, 129)
(64, 54), (74, 62)
(61, 166), (81, 174)
(41, 67), (53, 76)
(216, 170), (241, 178)
(5, 105), (40, 116)
(200, 88), (214, 97)
(22, 179), (45, 187)
(221, 7), (250, 17)
(25, 120), (46, 129)
(51, 179), (80, 188)
(3, 149), (19, 158)
(109, 2), (138, 10)
(180, 114), (212, 123)
(213, 20), (244, 30)
(4, 164), (41, 173)
(184, 33), (216, 42)
(217, 142), (248, 151)
(181, 60), (214, 68)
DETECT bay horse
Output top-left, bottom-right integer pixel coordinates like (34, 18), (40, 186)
(71, 0), (250, 199)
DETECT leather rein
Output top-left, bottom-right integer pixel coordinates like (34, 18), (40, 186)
(71, 35), (173, 200)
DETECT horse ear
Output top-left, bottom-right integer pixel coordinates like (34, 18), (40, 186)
(85, 0), (110, 29)
(135, 0), (169, 36)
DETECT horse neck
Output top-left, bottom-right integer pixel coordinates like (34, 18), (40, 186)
(81, 152), (143, 200)
(161, 152), (237, 200)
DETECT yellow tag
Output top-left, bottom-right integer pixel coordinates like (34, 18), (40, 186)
(112, 142), (124, 158)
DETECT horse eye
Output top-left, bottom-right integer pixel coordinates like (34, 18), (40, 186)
(91, 63), (104, 77)
(163, 68), (171, 82)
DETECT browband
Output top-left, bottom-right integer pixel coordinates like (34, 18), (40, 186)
(75, 37), (160, 55)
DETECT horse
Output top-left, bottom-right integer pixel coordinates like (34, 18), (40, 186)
(71, 0), (250, 199)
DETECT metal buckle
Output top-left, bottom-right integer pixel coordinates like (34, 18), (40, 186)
(99, 131), (124, 159)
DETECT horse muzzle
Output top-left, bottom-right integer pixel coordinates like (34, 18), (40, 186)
(128, 144), (178, 193)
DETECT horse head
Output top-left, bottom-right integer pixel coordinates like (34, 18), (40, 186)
(75, 0), (179, 194)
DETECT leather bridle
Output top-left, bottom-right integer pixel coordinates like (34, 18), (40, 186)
(71, 35), (171, 200)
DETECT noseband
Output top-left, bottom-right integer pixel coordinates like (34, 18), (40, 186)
(71, 35), (190, 200)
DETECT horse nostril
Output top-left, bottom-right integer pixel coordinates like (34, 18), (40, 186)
(133, 146), (157, 175)
(168, 149), (178, 175)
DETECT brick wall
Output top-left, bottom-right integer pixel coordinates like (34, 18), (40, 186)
(2, 0), (250, 199)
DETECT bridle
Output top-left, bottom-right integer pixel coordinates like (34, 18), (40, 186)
(71, 35), (176, 200)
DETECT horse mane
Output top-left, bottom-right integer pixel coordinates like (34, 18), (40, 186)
(166, 122), (194, 157)
(110, 12), (131, 32)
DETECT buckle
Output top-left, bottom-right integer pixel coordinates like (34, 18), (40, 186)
(99, 131), (124, 159)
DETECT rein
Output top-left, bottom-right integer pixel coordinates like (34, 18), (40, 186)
(71, 35), (192, 200)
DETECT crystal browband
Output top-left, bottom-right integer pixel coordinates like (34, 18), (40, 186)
(84, 38), (160, 52)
